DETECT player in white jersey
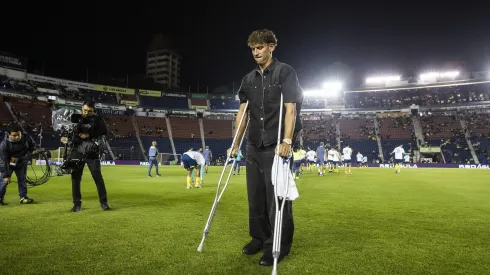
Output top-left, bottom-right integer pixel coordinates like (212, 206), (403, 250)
(327, 147), (335, 172)
(332, 148), (340, 173)
(404, 153), (410, 164)
(306, 148), (316, 172)
(183, 150), (205, 188)
(391, 145), (405, 174)
(356, 152), (363, 168)
(342, 145), (353, 175)
(362, 156), (367, 167)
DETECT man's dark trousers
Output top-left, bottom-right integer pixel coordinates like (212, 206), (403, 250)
(0, 164), (28, 199)
(245, 142), (294, 256)
(71, 158), (107, 206)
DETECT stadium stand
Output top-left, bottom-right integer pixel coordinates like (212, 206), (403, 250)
(339, 116), (379, 161)
(190, 98), (207, 108)
(2, 67), (490, 165)
(462, 110), (490, 164)
(419, 112), (471, 163)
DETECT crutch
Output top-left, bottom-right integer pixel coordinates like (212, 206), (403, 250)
(272, 93), (290, 275)
(197, 101), (249, 252)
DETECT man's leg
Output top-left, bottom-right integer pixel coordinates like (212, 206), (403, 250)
(86, 159), (109, 209)
(200, 165), (205, 184)
(15, 165), (33, 203)
(147, 160), (153, 176)
(186, 168), (193, 188)
(190, 168), (195, 184)
(243, 144), (269, 255)
(0, 172), (8, 204)
(195, 165), (201, 187)
(237, 162), (241, 175)
(261, 144), (294, 264)
(154, 159), (160, 176)
(71, 162), (86, 211)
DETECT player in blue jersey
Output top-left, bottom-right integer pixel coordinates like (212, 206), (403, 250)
(233, 149), (243, 175)
(148, 141), (161, 177)
(203, 146), (212, 174)
(316, 142), (326, 176)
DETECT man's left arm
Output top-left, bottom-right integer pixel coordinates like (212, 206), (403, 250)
(279, 66), (302, 157)
(88, 116), (108, 138)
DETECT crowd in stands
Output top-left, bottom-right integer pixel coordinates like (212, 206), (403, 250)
(345, 83), (490, 109)
(2, 71), (490, 164)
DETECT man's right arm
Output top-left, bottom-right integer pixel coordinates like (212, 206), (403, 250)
(231, 77), (249, 156)
(0, 141), (10, 178)
(232, 103), (248, 154)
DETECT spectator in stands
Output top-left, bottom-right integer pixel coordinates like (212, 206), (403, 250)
(0, 124), (36, 205)
(231, 29), (303, 266)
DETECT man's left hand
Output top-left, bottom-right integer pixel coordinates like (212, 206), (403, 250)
(278, 142), (291, 158)
(79, 133), (89, 139)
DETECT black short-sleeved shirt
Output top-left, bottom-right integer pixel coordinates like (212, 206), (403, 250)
(238, 58), (303, 147)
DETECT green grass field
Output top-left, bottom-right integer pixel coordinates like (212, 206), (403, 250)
(1, 165), (490, 275)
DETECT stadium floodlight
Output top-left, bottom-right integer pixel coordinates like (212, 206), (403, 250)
(440, 71), (459, 78)
(322, 81), (343, 97)
(365, 75), (400, 84)
(420, 71), (459, 80)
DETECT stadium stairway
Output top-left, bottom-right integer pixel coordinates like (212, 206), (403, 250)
(373, 118), (384, 161)
(411, 115), (425, 146)
(459, 119), (479, 164)
(131, 114), (148, 161)
(198, 117), (206, 149)
(164, 117), (179, 160)
(335, 121), (341, 150)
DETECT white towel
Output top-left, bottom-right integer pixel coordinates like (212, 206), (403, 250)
(271, 154), (299, 201)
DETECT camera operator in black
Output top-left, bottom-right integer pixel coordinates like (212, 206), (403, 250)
(0, 124), (36, 205)
(70, 100), (110, 212)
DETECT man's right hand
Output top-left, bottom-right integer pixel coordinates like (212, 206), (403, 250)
(230, 146), (238, 158)
(3, 178), (10, 184)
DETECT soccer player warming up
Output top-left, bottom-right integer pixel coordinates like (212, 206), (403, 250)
(182, 150), (205, 189)
(292, 146), (302, 179)
(392, 145), (405, 174)
(316, 142), (326, 176)
(356, 152), (363, 168)
(306, 147), (316, 172)
(332, 147), (340, 173)
(342, 144), (353, 175)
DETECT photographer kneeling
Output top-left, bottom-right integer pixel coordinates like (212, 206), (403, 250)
(0, 124), (36, 205)
(68, 100), (110, 212)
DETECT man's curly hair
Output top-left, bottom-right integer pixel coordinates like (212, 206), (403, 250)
(247, 29), (278, 47)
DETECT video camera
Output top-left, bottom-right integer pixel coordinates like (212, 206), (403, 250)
(52, 108), (104, 173)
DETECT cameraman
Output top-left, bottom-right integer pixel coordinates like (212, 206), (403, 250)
(70, 100), (110, 212)
(0, 124), (36, 205)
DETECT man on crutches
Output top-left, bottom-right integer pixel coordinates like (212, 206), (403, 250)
(230, 29), (304, 268)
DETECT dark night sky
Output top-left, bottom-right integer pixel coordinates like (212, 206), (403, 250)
(2, 1), (490, 92)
